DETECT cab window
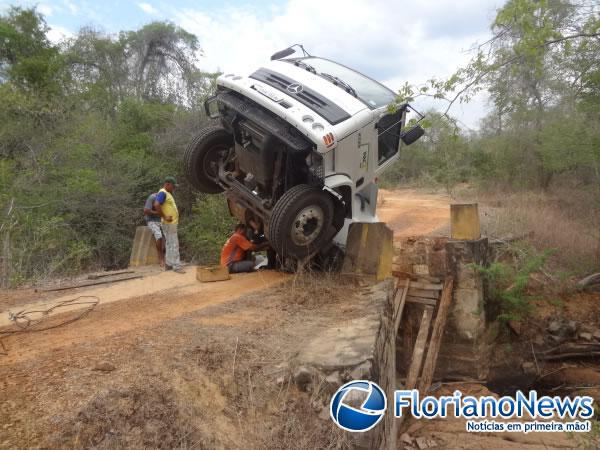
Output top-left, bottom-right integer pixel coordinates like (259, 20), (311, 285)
(377, 111), (401, 165)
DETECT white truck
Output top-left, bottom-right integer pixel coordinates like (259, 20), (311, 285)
(184, 45), (424, 261)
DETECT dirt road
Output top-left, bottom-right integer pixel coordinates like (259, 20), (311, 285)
(378, 188), (450, 236)
(0, 188), (451, 327)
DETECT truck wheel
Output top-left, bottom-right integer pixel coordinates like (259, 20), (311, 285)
(267, 185), (334, 259)
(184, 125), (233, 194)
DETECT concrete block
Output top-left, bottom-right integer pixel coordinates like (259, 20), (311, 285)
(129, 225), (160, 267)
(450, 203), (481, 240)
(342, 222), (393, 281)
(451, 288), (485, 340)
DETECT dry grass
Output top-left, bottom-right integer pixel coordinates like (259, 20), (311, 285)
(462, 187), (600, 274)
(275, 270), (358, 308)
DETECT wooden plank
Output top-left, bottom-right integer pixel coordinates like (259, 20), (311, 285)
(392, 270), (441, 283)
(418, 277), (454, 393)
(394, 279), (410, 332)
(406, 296), (438, 307)
(39, 274), (143, 292)
(404, 305), (434, 390)
(407, 288), (439, 299)
(408, 281), (443, 291)
(88, 270), (134, 280)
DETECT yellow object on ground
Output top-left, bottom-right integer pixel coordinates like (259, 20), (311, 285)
(129, 226), (160, 267)
(342, 222), (393, 281)
(450, 203), (481, 240)
(197, 265), (231, 282)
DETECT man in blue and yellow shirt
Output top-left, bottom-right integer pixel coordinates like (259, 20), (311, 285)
(154, 176), (185, 273)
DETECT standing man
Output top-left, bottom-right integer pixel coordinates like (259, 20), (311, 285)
(143, 192), (165, 268)
(154, 176), (185, 274)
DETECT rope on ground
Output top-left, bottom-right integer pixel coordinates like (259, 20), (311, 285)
(0, 295), (100, 355)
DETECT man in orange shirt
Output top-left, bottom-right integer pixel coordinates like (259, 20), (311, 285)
(221, 223), (262, 273)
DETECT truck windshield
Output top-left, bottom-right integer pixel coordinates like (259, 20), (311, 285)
(291, 57), (396, 109)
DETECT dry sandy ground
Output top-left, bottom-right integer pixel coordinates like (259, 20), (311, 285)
(377, 188), (451, 237)
(0, 189), (596, 449)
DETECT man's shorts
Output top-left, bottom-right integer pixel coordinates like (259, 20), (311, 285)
(147, 221), (163, 240)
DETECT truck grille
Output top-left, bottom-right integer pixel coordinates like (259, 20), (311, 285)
(250, 68), (351, 125)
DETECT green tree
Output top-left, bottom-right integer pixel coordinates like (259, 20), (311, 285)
(0, 6), (66, 94)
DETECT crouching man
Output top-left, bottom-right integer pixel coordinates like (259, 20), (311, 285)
(221, 223), (266, 273)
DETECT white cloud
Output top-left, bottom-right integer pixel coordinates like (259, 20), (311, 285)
(37, 3), (53, 16)
(47, 24), (74, 43)
(64, 0), (79, 14)
(172, 0), (501, 128)
(138, 2), (159, 15)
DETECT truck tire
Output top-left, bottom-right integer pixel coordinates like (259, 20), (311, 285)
(184, 125), (233, 194)
(267, 184), (335, 259)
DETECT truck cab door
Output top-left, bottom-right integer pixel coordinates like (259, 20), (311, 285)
(375, 110), (404, 172)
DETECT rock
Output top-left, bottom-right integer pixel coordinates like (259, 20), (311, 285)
(547, 320), (562, 335)
(323, 371), (341, 394)
(549, 334), (565, 343)
(293, 367), (312, 392)
(93, 361), (115, 372)
(522, 362), (537, 376)
(577, 273), (600, 291)
(275, 376), (285, 386)
(566, 320), (578, 336)
(400, 433), (413, 445)
(349, 361), (372, 380)
(415, 437), (433, 449)
(579, 332), (593, 341)
(533, 335), (545, 346)
(593, 330), (600, 341)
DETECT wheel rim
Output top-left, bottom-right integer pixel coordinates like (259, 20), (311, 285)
(202, 144), (228, 180)
(290, 205), (324, 246)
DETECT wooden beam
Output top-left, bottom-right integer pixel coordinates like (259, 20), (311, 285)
(38, 274), (143, 292)
(418, 277), (454, 393)
(406, 296), (438, 307)
(408, 281), (443, 291)
(394, 279), (410, 333)
(88, 270), (135, 280)
(392, 270), (441, 283)
(404, 305), (434, 390)
(407, 288), (439, 299)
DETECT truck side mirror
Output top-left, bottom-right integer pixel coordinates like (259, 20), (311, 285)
(270, 47), (295, 60)
(401, 125), (425, 146)
(204, 96), (221, 119)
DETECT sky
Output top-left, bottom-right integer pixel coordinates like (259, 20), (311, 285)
(4, 0), (505, 128)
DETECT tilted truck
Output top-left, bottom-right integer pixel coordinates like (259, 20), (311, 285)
(184, 45), (424, 262)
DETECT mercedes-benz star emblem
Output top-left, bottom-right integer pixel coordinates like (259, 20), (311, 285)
(287, 83), (304, 94)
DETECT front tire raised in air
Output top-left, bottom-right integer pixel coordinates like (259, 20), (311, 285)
(184, 125), (232, 194)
